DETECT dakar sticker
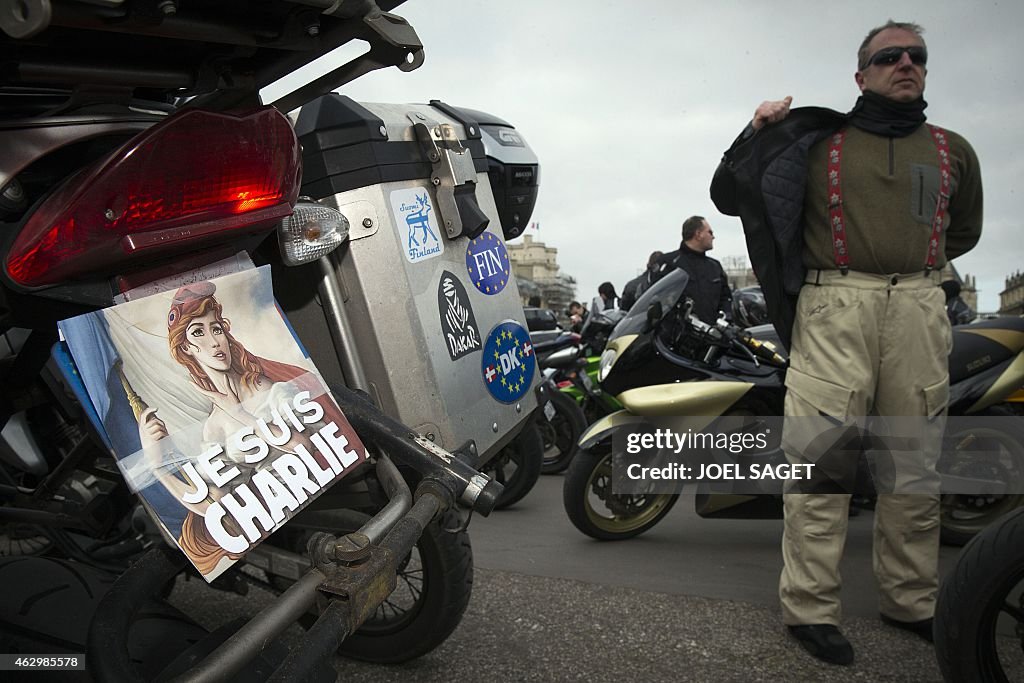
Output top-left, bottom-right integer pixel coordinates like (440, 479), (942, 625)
(390, 188), (444, 263)
(437, 270), (481, 361)
(481, 320), (535, 404)
(465, 231), (510, 295)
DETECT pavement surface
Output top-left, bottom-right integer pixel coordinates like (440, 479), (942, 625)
(169, 474), (1024, 682)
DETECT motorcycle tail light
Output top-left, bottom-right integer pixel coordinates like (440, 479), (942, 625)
(556, 380), (572, 390)
(6, 107), (301, 288)
(278, 201), (349, 266)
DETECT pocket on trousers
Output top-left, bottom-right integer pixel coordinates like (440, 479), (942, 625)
(785, 366), (854, 419)
(923, 376), (950, 419)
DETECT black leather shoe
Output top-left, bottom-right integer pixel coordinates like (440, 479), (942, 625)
(880, 614), (934, 643)
(787, 624), (854, 665)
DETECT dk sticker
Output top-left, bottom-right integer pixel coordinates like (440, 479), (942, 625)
(437, 271), (481, 361)
(391, 188), (444, 263)
(466, 231), (510, 295)
(482, 321), (535, 404)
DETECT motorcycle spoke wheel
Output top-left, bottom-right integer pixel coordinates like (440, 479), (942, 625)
(357, 550), (425, 635)
(265, 507), (472, 664)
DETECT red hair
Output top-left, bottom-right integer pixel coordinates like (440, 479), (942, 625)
(167, 288), (264, 394)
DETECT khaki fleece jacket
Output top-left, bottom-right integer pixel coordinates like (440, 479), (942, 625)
(802, 124), (983, 274)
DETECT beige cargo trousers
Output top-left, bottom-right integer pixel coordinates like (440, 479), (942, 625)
(779, 269), (950, 625)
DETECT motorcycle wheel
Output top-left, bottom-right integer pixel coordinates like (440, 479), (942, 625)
(539, 390), (588, 474)
(934, 506), (1024, 683)
(269, 507), (472, 664)
(480, 422), (544, 509)
(562, 445), (679, 540)
(939, 408), (1024, 546)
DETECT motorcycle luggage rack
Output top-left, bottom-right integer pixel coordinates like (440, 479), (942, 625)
(0, 1), (424, 115)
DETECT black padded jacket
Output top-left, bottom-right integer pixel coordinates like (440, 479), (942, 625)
(710, 107), (846, 349)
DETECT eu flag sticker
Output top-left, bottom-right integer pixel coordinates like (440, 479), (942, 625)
(481, 321), (535, 404)
(466, 231), (510, 295)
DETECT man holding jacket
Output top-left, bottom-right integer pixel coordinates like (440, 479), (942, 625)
(712, 20), (983, 666)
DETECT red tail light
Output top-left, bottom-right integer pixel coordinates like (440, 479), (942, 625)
(6, 107), (301, 288)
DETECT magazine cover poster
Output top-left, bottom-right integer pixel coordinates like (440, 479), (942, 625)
(58, 266), (367, 582)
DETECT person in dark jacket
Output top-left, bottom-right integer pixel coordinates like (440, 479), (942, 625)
(620, 250), (663, 311)
(658, 216), (732, 324)
(713, 20), (983, 667)
(590, 282), (619, 316)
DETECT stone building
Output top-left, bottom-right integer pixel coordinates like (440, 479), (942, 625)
(1000, 271), (1024, 316)
(507, 234), (576, 315)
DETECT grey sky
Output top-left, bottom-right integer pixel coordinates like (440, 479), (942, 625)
(285, 0), (1023, 312)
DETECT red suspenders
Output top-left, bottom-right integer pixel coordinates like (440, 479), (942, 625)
(826, 124), (951, 275)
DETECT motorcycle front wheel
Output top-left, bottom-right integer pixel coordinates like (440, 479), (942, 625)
(934, 506), (1024, 683)
(562, 446), (679, 540)
(939, 409), (1024, 546)
(539, 390), (588, 474)
(268, 507), (472, 664)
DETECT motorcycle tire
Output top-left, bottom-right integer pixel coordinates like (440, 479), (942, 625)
(0, 556), (208, 680)
(562, 445), (679, 540)
(934, 506), (1024, 683)
(540, 390), (588, 474)
(939, 407), (1024, 546)
(268, 507), (473, 664)
(480, 421), (544, 509)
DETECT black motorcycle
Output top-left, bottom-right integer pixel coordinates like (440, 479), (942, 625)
(563, 268), (1024, 541)
(0, 2), (527, 679)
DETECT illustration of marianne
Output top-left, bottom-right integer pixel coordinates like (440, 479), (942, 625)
(132, 280), (351, 576)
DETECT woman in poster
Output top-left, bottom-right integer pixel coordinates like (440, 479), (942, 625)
(137, 280), (337, 575)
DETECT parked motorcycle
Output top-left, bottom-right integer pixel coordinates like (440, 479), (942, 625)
(532, 335), (588, 473)
(0, 1), (539, 678)
(563, 268), (1024, 541)
(934, 505), (1024, 682)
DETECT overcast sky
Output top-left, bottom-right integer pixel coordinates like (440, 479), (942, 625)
(280, 0), (1023, 312)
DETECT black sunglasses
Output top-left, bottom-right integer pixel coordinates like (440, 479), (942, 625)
(864, 45), (927, 69)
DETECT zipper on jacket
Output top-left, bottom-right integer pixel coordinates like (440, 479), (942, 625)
(888, 138), (894, 176)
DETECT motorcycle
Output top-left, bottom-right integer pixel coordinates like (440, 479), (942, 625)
(934, 505), (1024, 682)
(563, 268), (1024, 541)
(0, 1), (541, 678)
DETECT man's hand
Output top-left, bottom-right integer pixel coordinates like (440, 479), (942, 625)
(751, 96), (793, 130)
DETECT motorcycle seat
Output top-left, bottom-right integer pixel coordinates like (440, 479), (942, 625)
(948, 316), (1024, 385)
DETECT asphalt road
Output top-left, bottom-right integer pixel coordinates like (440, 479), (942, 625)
(168, 473), (1023, 682)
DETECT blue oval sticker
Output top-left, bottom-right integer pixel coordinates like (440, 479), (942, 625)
(466, 232), (510, 295)
(481, 321), (535, 403)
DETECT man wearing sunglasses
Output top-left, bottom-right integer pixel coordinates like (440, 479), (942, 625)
(712, 20), (983, 666)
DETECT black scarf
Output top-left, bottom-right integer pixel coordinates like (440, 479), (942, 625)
(846, 91), (927, 137)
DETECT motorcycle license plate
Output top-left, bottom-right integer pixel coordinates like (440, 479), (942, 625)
(543, 400), (557, 421)
(579, 372), (594, 391)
